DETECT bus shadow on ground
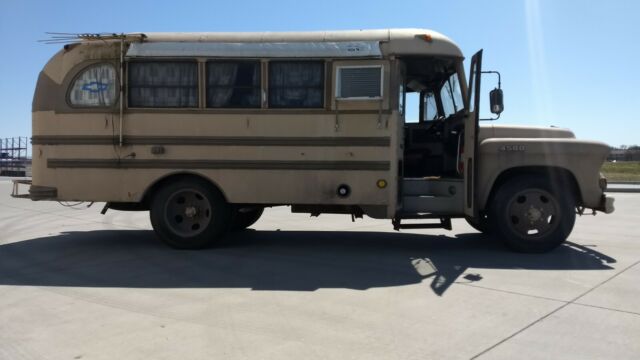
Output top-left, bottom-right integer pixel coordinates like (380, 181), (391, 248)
(0, 229), (616, 295)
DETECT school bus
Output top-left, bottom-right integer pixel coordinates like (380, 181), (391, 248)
(14, 29), (614, 252)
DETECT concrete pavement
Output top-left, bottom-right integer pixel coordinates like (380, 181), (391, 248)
(0, 178), (638, 359)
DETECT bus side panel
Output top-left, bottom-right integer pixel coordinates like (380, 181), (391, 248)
(32, 111), (396, 215)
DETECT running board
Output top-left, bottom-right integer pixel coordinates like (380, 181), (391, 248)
(392, 217), (452, 231)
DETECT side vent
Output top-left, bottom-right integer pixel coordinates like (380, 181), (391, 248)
(336, 66), (382, 99)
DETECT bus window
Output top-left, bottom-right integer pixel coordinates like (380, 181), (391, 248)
(128, 61), (198, 108)
(440, 73), (464, 117)
(206, 61), (261, 108)
(268, 61), (324, 108)
(69, 63), (117, 107)
(404, 91), (420, 123)
(424, 92), (438, 121)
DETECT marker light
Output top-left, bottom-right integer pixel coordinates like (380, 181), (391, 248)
(377, 179), (388, 189)
(337, 184), (351, 198)
(421, 34), (433, 42)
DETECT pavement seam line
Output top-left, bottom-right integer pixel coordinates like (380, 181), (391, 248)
(458, 283), (568, 304)
(470, 259), (640, 359)
(462, 282), (640, 317)
(570, 302), (640, 317)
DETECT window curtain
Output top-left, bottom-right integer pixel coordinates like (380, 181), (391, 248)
(128, 62), (198, 108)
(69, 64), (117, 107)
(206, 63), (238, 107)
(206, 62), (261, 108)
(269, 62), (323, 108)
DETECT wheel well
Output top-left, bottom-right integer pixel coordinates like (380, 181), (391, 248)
(484, 166), (581, 211)
(141, 172), (227, 208)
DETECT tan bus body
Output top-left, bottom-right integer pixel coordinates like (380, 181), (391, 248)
(19, 29), (614, 252)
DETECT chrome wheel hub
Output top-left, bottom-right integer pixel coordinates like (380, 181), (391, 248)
(507, 189), (560, 238)
(164, 189), (212, 237)
(184, 206), (198, 218)
(526, 206), (543, 223)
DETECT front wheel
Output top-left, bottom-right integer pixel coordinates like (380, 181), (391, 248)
(465, 214), (491, 234)
(150, 179), (231, 249)
(489, 176), (576, 253)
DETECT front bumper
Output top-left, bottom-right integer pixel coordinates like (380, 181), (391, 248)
(596, 173), (614, 214)
(596, 194), (615, 214)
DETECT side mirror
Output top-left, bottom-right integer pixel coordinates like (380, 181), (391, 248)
(489, 88), (504, 115)
(480, 70), (503, 121)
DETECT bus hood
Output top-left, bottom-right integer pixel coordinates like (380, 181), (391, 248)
(478, 124), (575, 142)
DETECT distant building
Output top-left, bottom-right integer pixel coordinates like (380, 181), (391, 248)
(0, 137), (31, 176)
(608, 148), (640, 161)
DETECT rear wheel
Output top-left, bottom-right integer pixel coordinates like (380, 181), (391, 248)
(150, 179), (231, 249)
(489, 176), (576, 253)
(230, 207), (264, 231)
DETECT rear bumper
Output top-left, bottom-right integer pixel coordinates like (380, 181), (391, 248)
(11, 180), (57, 200)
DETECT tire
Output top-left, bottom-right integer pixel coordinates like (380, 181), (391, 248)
(465, 213), (491, 233)
(149, 178), (231, 249)
(489, 175), (576, 253)
(230, 207), (264, 231)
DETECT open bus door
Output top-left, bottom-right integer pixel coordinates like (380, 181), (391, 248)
(464, 50), (483, 217)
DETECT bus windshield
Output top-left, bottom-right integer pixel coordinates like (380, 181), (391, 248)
(440, 73), (464, 117)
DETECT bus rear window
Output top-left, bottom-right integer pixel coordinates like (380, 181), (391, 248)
(69, 63), (117, 107)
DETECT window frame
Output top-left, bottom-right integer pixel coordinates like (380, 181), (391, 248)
(66, 62), (119, 109)
(126, 59), (200, 109)
(335, 64), (384, 100)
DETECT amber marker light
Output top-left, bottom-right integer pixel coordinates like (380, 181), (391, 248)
(376, 179), (388, 189)
(421, 34), (433, 42)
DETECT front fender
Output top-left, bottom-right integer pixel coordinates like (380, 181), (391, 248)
(477, 138), (610, 210)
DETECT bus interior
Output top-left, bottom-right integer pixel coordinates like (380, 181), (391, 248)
(399, 57), (466, 180)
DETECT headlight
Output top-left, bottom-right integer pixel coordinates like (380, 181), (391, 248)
(599, 173), (608, 190)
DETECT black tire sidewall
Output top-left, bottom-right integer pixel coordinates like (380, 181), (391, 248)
(465, 214), (491, 234)
(150, 179), (231, 249)
(490, 176), (576, 253)
(230, 207), (264, 231)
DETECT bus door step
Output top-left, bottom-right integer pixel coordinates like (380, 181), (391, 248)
(392, 216), (452, 231)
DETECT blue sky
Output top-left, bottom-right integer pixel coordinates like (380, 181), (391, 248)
(0, 0), (637, 146)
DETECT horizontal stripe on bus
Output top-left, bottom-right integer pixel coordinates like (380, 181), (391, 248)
(32, 136), (391, 147)
(47, 159), (391, 171)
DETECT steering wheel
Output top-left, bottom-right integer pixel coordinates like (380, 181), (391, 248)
(425, 115), (446, 133)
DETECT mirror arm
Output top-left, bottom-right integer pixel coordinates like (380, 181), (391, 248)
(481, 71), (501, 89)
(480, 113), (501, 121)
(480, 70), (503, 120)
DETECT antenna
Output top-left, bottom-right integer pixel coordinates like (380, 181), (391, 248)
(38, 32), (146, 44)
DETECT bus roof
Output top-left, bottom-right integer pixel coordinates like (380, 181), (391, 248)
(127, 28), (463, 59)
